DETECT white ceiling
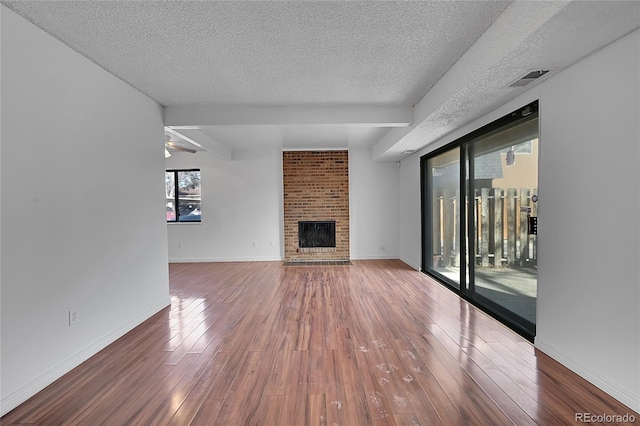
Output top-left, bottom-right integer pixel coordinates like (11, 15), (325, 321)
(4, 1), (639, 160)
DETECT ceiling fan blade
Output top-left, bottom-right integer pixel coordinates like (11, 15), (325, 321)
(165, 143), (196, 154)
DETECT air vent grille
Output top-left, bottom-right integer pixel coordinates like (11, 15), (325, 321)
(509, 69), (550, 87)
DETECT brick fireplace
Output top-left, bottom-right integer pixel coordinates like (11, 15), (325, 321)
(283, 150), (349, 262)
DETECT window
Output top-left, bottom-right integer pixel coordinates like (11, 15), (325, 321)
(166, 169), (201, 223)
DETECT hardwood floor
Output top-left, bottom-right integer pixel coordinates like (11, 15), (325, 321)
(2, 260), (637, 425)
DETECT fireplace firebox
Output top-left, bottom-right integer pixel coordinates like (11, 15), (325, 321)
(298, 221), (336, 248)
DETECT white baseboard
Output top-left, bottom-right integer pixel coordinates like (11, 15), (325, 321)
(169, 256), (283, 263)
(535, 338), (640, 413)
(168, 257), (423, 273)
(0, 297), (171, 417)
(399, 256), (421, 271)
(172, 256), (406, 263)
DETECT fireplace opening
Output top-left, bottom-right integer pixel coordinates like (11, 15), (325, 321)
(298, 221), (336, 248)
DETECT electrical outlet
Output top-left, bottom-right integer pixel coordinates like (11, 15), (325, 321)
(252, 241), (258, 248)
(69, 309), (79, 326)
(378, 245), (386, 252)
(178, 242), (184, 249)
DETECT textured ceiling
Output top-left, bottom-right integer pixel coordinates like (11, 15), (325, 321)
(2, 1), (509, 106)
(3, 1), (639, 160)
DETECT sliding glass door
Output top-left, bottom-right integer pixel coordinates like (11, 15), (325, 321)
(422, 101), (539, 339)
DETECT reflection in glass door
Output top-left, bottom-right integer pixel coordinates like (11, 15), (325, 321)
(425, 148), (461, 289)
(422, 101), (539, 339)
(470, 116), (538, 333)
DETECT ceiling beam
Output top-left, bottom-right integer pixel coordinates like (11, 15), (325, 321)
(164, 105), (413, 128)
(373, 0), (571, 161)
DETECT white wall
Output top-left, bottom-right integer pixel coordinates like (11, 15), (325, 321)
(166, 150), (283, 261)
(398, 153), (421, 270)
(1, 6), (170, 415)
(399, 30), (640, 411)
(166, 148), (401, 262)
(535, 29), (639, 412)
(349, 149), (400, 259)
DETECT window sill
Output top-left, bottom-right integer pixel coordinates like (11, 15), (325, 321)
(167, 221), (202, 225)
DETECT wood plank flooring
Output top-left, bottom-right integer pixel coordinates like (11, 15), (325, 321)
(2, 259), (637, 425)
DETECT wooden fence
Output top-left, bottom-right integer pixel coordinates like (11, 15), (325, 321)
(432, 187), (537, 269)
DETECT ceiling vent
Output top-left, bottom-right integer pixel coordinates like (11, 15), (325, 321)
(509, 70), (550, 87)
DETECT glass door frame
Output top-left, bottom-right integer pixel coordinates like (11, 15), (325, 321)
(421, 101), (538, 341)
